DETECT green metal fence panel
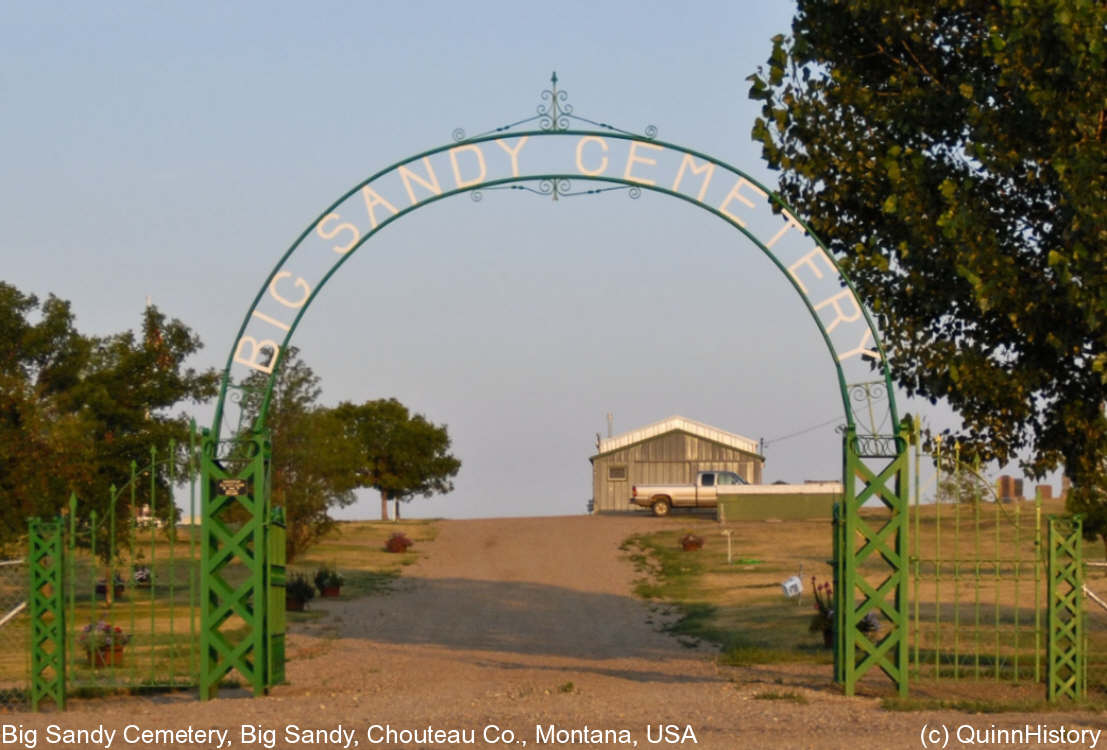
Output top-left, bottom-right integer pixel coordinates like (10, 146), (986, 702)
(59, 446), (201, 697)
(908, 434), (1049, 687)
(200, 428), (272, 699)
(1048, 515), (1085, 701)
(28, 518), (64, 711)
(836, 427), (909, 697)
(0, 558), (29, 711)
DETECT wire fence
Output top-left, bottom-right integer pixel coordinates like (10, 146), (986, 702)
(0, 559), (28, 711)
(1085, 563), (1107, 697)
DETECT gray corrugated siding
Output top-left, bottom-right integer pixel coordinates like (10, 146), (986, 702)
(590, 430), (764, 513)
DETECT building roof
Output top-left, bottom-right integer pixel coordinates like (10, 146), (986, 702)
(594, 415), (759, 457)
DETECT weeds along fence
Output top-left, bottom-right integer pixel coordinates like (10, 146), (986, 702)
(908, 437), (1091, 696)
(39, 442), (204, 704)
(0, 559), (28, 711)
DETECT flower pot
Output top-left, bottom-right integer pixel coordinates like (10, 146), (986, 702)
(95, 583), (125, 599)
(286, 595), (306, 612)
(321, 586), (341, 598)
(680, 535), (703, 551)
(822, 628), (834, 649)
(89, 645), (125, 668)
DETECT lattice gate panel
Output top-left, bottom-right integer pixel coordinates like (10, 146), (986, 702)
(1048, 515), (1084, 701)
(28, 519), (64, 711)
(836, 427), (909, 696)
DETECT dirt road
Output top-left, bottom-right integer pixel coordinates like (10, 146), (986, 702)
(10, 516), (1104, 749)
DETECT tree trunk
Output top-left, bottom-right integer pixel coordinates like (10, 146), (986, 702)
(394, 497), (400, 521)
(380, 489), (389, 521)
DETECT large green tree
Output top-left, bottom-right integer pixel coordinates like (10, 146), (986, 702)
(0, 282), (218, 547)
(0, 284), (91, 542)
(335, 398), (461, 521)
(749, 2), (1107, 503)
(238, 348), (360, 561)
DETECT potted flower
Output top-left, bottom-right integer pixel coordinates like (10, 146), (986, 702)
(78, 621), (131, 667)
(679, 532), (704, 551)
(95, 573), (125, 600)
(286, 573), (315, 612)
(385, 532), (413, 553)
(314, 567), (344, 598)
(809, 577), (878, 648)
(132, 551), (151, 587)
(132, 565), (152, 587)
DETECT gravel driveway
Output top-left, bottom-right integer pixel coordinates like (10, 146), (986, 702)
(8, 516), (1104, 749)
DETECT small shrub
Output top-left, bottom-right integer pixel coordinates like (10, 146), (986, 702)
(77, 621), (131, 653)
(385, 532), (414, 553)
(679, 533), (704, 551)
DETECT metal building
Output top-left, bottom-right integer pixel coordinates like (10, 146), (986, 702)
(589, 415), (764, 513)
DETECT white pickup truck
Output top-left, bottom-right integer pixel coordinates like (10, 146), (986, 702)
(630, 470), (748, 517)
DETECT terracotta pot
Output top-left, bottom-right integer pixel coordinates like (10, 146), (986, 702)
(286, 595), (306, 612)
(822, 628), (834, 649)
(89, 646), (125, 668)
(321, 586), (341, 598)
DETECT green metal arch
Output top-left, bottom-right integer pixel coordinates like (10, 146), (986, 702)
(211, 129), (898, 441)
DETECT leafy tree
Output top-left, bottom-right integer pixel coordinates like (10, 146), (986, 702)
(1068, 476), (1107, 559)
(934, 464), (992, 505)
(69, 305), (219, 519)
(238, 348), (360, 561)
(0, 284), (91, 541)
(0, 283), (217, 548)
(335, 398), (461, 521)
(748, 2), (1107, 520)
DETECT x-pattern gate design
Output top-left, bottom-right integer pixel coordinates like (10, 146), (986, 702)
(837, 427), (909, 695)
(28, 519), (64, 711)
(1048, 516), (1084, 701)
(199, 431), (279, 699)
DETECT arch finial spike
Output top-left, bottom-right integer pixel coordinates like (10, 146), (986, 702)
(551, 70), (558, 86)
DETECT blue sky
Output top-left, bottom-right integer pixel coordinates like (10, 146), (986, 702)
(2, 1), (980, 519)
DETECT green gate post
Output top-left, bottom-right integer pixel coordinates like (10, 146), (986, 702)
(1047, 515), (1085, 701)
(836, 426), (910, 696)
(28, 518), (65, 711)
(266, 507), (287, 687)
(199, 428), (272, 699)
(832, 500), (844, 685)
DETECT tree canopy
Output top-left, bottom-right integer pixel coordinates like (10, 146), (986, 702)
(0, 282), (218, 547)
(749, 1), (1107, 502)
(238, 348), (360, 561)
(335, 398), (461, 521)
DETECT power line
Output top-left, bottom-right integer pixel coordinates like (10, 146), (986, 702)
(763, 415), (844, 448)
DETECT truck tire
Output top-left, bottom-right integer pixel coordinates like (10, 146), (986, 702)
(651, 498), (671, 517)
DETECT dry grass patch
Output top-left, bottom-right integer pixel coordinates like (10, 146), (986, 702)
(291, 519), (438, 597)
(623, 517), (836, 664)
